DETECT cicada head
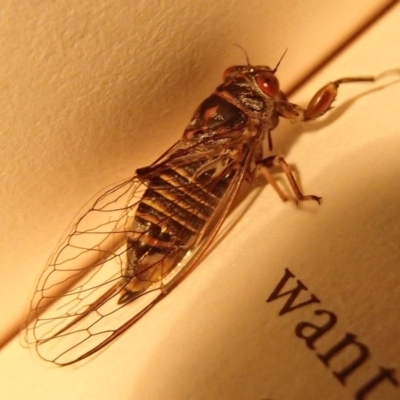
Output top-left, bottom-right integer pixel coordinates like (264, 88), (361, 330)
(222, 65), (280, 98)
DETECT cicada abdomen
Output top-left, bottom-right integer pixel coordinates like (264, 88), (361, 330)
(119, 155), (238, 303)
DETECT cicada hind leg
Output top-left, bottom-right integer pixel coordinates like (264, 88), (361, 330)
(257, 155), (321, 204)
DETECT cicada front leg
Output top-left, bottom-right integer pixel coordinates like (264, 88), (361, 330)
(256, 156), (321, 205)
(275, 71), (400, 122)
(303, 75), (377, 121)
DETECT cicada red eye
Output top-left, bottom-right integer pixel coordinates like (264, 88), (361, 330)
(256, 71), (280, 97)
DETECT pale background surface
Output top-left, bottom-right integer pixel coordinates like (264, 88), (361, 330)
(0, 1), (399, 399)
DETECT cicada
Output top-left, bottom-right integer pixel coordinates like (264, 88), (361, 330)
(25, 55), (386, 365)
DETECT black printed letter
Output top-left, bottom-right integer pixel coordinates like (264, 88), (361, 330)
(317, 333), (369, 385)
(267, 268), (320, 316)
(295, 309), (337, 349)
(355, 367), (398, 399)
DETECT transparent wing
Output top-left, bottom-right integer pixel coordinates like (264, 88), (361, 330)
(25, 138), (252, 366)
(24, 176), (148, 364)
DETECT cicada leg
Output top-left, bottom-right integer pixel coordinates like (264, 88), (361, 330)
(304, 76), (377, 120)
(276, 70), (400, 122)
(257, 156), (321, 204)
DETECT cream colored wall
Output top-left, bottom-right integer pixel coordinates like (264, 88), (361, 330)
(0, 1), (398, 398)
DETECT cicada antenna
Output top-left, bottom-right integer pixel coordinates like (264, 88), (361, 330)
(234, 44), (251, 65)
(272, 48), (288, 73)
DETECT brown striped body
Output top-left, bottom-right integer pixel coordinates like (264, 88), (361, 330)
(121, 157), (235, 296)
(119, 66), (283, 300)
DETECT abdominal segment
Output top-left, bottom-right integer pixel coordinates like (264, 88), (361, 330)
(119, 160), (233, 302)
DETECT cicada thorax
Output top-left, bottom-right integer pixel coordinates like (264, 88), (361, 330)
(184, 65), (282, 146)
